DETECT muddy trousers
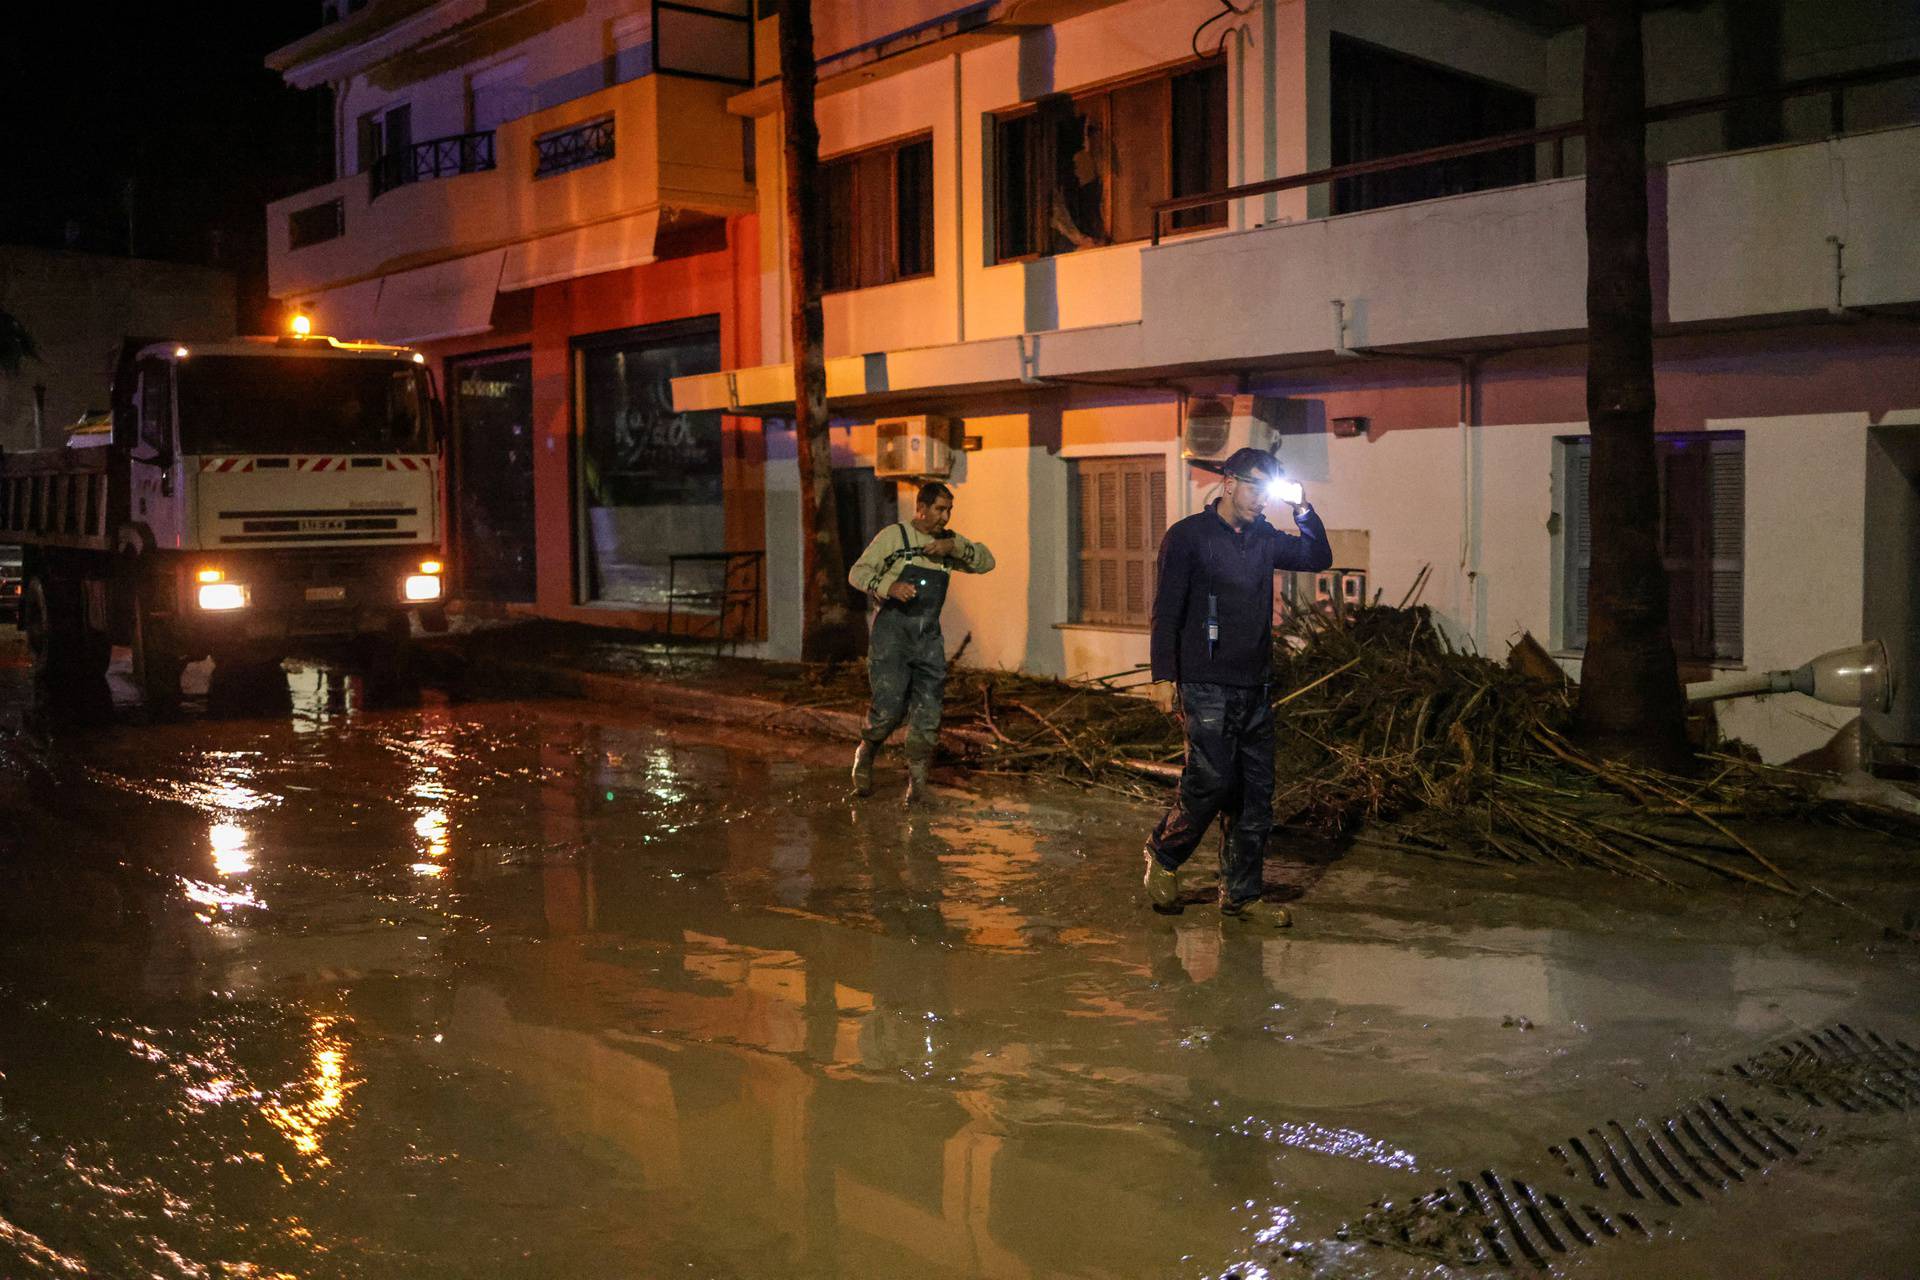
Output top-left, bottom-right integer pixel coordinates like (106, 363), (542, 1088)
(1147, 682), (1275, 905)
(860, 610), (948, 763)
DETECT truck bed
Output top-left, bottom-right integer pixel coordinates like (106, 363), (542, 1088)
(0, 445), (126, 552)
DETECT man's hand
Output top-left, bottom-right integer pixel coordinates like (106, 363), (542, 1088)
(925, 536), (957, 559)
(887, 580), (918, 602)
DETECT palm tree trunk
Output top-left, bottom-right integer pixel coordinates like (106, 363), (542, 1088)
(1573, 0), (1692, 771)
(778, 0), (860, 663)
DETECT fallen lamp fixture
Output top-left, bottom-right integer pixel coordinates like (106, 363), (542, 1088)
(1684, 640), (1895, 712)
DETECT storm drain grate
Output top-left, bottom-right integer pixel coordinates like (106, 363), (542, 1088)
(1728, 1023), (1920, 1113)
(1345, 1023), (1914, 1270)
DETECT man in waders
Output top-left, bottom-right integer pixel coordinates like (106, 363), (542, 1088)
(847, 482), (997, 804)
(1143, 447), (1332, 926)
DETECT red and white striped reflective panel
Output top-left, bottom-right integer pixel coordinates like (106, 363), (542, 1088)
(197, 457), (255, 473)
(385, 456), (431, 471)
(294, 457), (350, 472)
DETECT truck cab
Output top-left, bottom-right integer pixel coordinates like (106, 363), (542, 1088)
(4, 332), (449, 713)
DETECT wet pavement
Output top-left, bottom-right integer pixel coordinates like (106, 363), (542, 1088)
(0, 635), (1917, 1278)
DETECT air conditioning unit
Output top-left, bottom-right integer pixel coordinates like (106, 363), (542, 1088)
(874, 414), (955, 480)
(1180, 394), (1289, 463)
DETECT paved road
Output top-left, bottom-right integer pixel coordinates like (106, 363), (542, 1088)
(0, 645), (1915, 1278)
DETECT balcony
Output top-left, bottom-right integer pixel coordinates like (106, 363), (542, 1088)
(268, 71), (752, 310)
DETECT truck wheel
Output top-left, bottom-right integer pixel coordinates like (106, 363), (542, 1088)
(207, 659), (291, 716)
(22, 574), (110, 717)
(132, 605), (185, 718)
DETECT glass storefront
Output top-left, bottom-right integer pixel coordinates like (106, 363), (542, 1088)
(448, 351), (536, 603)
(573, 318), (724, 606)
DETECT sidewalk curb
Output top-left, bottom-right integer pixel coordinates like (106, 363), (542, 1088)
(453, 654), (999, 756)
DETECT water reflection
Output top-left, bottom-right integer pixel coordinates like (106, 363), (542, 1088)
(209, 821), (252, 876)
(260, 1017), (357, 1165)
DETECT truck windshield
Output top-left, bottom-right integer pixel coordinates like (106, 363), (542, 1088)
(177, 356), (433, 455)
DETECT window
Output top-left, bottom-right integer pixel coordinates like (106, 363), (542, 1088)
(1069, 456), (1168, 628)
(137, 362), (171, 454)
(1562, 433), (1744, 663)
(357, 102), (411, 174)
(992, 58), (1227, 263)
(1330, 35), (1535, 214)
(820, 134), (934, 292)
(573, 319), (724, 606)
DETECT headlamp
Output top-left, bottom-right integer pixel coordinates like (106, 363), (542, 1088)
(1264, 476), (1304, 506)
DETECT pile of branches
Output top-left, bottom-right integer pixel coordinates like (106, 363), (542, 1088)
(813, 602), (1907, 909)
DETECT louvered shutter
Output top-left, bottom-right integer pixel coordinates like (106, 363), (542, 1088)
(1708, 438), (1745, 661)
(1071, 456), (1169, 628)
(1565, 440), (1591, 650)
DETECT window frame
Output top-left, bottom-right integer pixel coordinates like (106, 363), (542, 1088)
(818, 130), (937, 295)
(989, 55), (1228, 266)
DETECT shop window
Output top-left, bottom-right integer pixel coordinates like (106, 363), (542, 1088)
(1330, 35), (1535, 214)
(993, 58), (1227, 263)
(1069, 455), (1168, 629)
(1561, 433), (1744, 663)
(821, 134), (934, 292)
(574, 319), (724, 607)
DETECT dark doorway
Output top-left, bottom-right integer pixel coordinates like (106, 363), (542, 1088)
(448, 350), (536, 603)
(1330, 35), (1535, 214)
(835, 465), (898, 654)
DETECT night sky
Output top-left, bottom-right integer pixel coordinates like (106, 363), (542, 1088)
(0, 3), (333, 328)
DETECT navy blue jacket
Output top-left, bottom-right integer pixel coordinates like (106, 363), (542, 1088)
(1150, 501), (1333, 687)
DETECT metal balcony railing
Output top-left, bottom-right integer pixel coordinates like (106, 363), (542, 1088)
(534, 116), (616, 178)
(1149, 58), (1920, 244)
(370, 130), (498, 200)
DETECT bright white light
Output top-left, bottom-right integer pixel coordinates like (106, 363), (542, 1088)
(210, 822), (252, 876)
(403, 574), (442, 602)
(174, 346), (190, 359)
(1265, 477), (1304, 506)
(198, 582), (249, 611)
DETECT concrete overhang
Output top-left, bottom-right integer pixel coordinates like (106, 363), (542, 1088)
(726, 0), (1130, 117)
(267, 0), (488, 89)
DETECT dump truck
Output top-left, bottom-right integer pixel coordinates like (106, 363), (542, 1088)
(0, 331), (447, 713)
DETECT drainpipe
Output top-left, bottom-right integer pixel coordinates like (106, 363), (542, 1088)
(1332, 298), (1486, 650)
(953, 52), (967, 345)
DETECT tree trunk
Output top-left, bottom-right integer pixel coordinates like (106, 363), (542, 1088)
(1573, 0), (1693, 771)
(778, 0), (860, 663)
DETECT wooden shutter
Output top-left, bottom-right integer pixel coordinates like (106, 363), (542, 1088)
(1565, 439), (1591, 650)
(1109, 78), (1169, 244)
(1707, 436), (1745, 661)
(1072, 456), (1167, 628)
(855, 148), (894, 289)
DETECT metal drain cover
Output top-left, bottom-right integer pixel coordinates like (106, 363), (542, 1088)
(1344, 1023), (1916, 1270)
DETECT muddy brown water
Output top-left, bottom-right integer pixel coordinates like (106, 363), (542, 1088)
(0, 646), (1916, 1278)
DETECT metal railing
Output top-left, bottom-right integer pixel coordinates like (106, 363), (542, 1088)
(1149, 58), (1920, 244)
(534, 116), (617, 178)
(287, 197), (345, 249)
(370, 130), (497, 199)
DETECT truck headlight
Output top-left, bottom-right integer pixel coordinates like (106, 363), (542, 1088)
(404, 573), (443, 602)
(198, 582), (249, 611)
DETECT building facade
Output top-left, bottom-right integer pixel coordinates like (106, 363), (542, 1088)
(264, 0), (1920, 766)
(664, 0), (1920, 766)
(266, 0), (762, 625)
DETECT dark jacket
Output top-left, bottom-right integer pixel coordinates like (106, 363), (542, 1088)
(1149, 501), (1333, 686)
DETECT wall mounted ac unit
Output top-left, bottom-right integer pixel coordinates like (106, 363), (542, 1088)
(1180, 394), (1294, 464)
(875, 414), (955, 480)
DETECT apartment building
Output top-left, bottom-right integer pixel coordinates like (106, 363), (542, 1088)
(660, 0), (1920, 765)
(265, 0), (760, 619)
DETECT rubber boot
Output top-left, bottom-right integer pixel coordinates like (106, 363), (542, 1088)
(1221, 897), (1293, 928)
(904, 756), (933, 806)
(851, 740), (876, 796)
(1142, 848), (1181, 913)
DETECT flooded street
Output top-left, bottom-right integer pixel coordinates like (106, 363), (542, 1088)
(0, 646), (1916, 1278)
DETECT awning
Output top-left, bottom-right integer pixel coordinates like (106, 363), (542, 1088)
(501, 209), (660, 292)
(371, 249), (507, 345)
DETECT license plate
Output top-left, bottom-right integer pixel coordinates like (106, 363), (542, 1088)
(305, 586), (347, 603)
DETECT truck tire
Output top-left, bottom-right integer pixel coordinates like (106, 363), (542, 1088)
(22, 573), (110, 715)
(359, 623), (419, 708)
(132, 602), (185, 718)
(207, 658), (291, 716)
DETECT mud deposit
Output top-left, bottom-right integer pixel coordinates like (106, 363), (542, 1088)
(0, 648), (1915, 1277)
